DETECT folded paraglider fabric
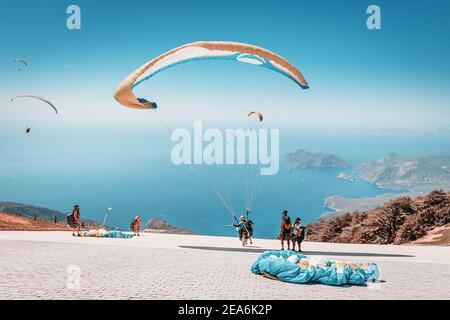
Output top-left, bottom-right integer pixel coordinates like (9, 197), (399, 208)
(103, 230), (134, 238)
(80, 229), (133, 239)
(251, 250), (380, 286)
(80, 228), (107, 237)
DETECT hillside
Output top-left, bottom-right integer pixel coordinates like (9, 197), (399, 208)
(0, 212), (70, 231)
(0, 201), (66, 221)
(306, 190), (450, 245)
(0, 202), (99, 226)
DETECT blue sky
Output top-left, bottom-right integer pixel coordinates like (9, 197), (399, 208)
(1, 0), (450, 131)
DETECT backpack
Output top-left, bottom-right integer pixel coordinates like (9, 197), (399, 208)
(66, 213), (74, 225)
(130, 219), (136, 230)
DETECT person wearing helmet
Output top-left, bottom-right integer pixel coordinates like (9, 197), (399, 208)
(67, 205), (81, 237)
(233, 215), (249, 246)
(280, 210), (292, 250)
(292, 217), (306, 252)
(130, 215), (142, 236)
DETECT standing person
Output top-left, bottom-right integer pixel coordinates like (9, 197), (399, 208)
(233, 216), (248, 247)
(130, 216), (141, 236)
(280, 210), (292, 250)
(292, 218), (306, 252)
(245, 218), (254, 245)
(67, 205), (81, 237)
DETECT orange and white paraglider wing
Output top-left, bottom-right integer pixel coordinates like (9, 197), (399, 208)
(114, 41), (309, 109)
(248, 111), (263, 122)
(257, 112), (263, 122)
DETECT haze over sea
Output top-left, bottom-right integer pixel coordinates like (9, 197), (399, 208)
(1, 126), (449, 238)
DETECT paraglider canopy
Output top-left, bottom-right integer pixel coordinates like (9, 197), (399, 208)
(114, 41), (309, 109)
(248, 111), (263, 122)
(10, 94), (58, 114)
(14, 59), (28, 71)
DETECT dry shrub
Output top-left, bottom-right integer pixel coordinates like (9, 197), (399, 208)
(306, 190), (450, 244)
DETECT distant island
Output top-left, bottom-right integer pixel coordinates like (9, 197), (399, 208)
(356, 153), (450, 193)
(143, 218), (196, 235)
(319, 153), (450, 219)
(286, 148), (350, 169)
(307, 190), (450, 245)
(337, 172), (355, 182)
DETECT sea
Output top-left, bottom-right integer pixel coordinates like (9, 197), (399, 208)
(1, 127), (449, 238)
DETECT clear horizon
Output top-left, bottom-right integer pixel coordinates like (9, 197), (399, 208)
(1, 0), (450, 134)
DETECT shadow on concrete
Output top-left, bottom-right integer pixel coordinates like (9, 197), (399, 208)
(178, 245), (414, 258)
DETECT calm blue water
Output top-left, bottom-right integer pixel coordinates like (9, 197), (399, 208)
(1, 128), (449, 238)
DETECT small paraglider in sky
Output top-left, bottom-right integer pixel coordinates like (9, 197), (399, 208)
(14, 59), (28, 71)
(10, 94), (58, 133)
(11, 94), (58, 114)
(248, 111), (263, 122)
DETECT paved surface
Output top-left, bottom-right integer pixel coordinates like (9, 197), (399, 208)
(0, 231), (449, 300)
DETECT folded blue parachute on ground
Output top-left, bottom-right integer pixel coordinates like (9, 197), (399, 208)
(251, 250), (380, 286)
(103, 230), (134, 239)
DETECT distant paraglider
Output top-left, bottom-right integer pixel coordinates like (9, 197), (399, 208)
(10, 94), (58, 133)
(248, 111), (263, 122)
(10, 94), (58, 114)
(14, 59), (28, 71)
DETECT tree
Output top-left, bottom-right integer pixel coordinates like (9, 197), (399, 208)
(374, 204), (406, 244)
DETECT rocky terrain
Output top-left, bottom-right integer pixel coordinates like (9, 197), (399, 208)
(412, 224), (450, 245)
(307, 190), (450, 245)
(356, 153), (450, 193)
(143, 218), (196, 235)
(337, 172), (355, 182)
(0, 212), (70, 231)
(286, 148), (350, 169)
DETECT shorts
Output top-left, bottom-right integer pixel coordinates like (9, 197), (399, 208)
(281, 230), (291, 240)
